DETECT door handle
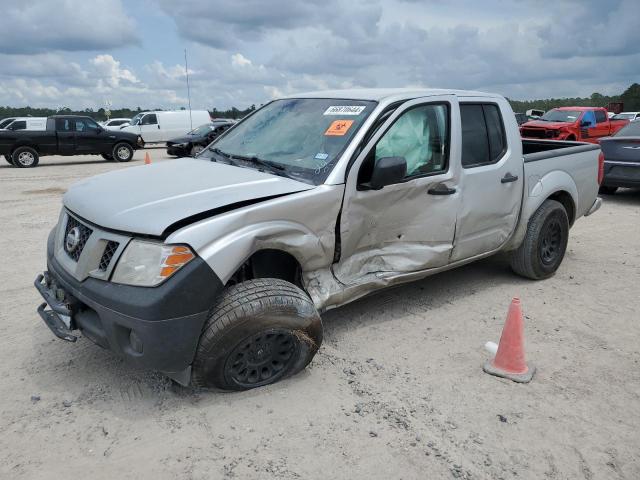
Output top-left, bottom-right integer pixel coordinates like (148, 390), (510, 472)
(427, 184), (456, 195)
(501, 172), (519, 183)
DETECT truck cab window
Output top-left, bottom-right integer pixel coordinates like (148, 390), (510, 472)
(461, 103), (506, 168)
(359, 104), (449, 184)
(594, 110), (607, 123)
(56, 119), (73, 131)
(9, 121), (27, 130)
(141, 114), (157, 125)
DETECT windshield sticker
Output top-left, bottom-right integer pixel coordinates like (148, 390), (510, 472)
(324, 106), (366, 116)
(314, 152), (329, 160)
(325, 120), (354, 136)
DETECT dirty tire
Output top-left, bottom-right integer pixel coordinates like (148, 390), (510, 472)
(101, 153), (113, 161)
(4, 154), (13, 165)
(192, 278), (323, 391)
(12, 146), (39, 168)
(112, 142), (133, 162)
(510, 199), (569, 280)
(598, 186), (617, 195)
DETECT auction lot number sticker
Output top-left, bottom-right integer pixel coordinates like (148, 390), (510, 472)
(324, 105), (366, 115)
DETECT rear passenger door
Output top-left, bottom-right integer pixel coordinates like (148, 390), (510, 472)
(55, 118), (76, 155)
(449, 100), (524, 262)
(591, 110), (611, 138)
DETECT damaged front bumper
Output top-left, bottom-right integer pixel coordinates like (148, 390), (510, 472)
(34, 233), (224, 385)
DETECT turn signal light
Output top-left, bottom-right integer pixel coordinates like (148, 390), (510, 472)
(160, 246), (195, 278)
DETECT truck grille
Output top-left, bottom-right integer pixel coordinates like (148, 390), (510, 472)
(64, 216), (93, 261)
(98, 241), (120, 271)
(521, 128), (547, 139)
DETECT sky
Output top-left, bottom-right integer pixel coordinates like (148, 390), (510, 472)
(0, 0), (638, 111)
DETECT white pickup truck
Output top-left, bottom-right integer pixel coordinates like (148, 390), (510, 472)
(35, 88), (602, 390)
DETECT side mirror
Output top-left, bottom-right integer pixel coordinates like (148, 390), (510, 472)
(369, 156), (407, 190)
(580, 120), (592, 127)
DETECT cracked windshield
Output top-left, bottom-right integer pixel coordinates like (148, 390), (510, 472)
(203, 98), (376, 184)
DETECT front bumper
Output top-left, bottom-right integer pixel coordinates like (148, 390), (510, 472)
(166, 144), (190, 156)
(35, 233), (223, 385)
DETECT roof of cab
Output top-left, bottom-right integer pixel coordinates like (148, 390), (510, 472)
(287, 88), (501, 102)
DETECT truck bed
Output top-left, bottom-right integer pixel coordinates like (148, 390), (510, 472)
(521, 138), (601, 221)
(522, 138), (600, 159)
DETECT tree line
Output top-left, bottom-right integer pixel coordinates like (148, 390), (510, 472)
(507, 83), (640, 113)
(0, 105), (257, 121)
(1, 83), (639, 120)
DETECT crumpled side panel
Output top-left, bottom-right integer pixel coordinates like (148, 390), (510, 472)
(168, 185), (344, 284)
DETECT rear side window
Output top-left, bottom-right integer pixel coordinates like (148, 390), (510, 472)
(461, 103), (507, 168)
(595, 110), (607, 123)
(56, 119), (73, 131)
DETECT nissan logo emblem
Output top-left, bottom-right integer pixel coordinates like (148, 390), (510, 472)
(65, 227), (81, 253)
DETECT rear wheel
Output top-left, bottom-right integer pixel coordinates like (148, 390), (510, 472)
(510, 199), (569, 280)
(598, 186), (617, 195)
(112, 143), (133, 162)
(12, 146), (39, 168)
(192, 278), (323, 391)
(4, 154), (13, 165)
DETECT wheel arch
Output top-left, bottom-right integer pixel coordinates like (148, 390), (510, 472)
(504, 170), (578, 251)
(227, 248), (304, 289)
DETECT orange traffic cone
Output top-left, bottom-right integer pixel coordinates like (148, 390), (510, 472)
(144, 151), (152, 165)
(483, 298), (535, 383)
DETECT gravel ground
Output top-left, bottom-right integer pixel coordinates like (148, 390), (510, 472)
(0, 151), (639, 479)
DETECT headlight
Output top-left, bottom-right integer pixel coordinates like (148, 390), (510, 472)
(111, 240), (195, 287)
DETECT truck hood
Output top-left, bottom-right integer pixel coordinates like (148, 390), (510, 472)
(64, 158), (315, 236)
(521, 120), (573, 129)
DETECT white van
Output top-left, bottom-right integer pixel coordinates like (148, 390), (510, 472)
(2, 117), (47, 131)
(121, 110), (211, 144)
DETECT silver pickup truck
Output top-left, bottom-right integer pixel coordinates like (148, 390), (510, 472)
(35, 88), (602, 390)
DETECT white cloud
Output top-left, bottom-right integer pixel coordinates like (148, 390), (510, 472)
(231, 53), (252, 67)
(91, 55), (139, 89)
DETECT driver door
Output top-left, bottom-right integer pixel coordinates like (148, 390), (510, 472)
(334, 96), (461, 285)
(139, 113), (162, 143)
(73, 118), (105, 154)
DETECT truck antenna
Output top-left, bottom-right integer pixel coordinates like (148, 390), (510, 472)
(184, 48), (193, 130)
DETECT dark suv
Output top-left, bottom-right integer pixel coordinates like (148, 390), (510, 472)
(0, 115), (142, 168)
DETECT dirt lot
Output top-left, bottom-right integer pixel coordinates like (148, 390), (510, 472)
(0, 151), (639, 480)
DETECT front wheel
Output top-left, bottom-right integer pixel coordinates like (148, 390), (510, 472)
(598, 186), (617, 195)
(510, 199), (569, 280)
(12, 146), (39, 168)
(192, 278), (323, 391)
(112, 143), (133, 162)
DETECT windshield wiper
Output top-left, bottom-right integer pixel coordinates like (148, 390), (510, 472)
(208, 147), (285, 172)
(230, 153), (286, 171)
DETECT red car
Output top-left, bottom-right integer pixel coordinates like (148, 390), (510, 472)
(520, 107), (628, 144)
